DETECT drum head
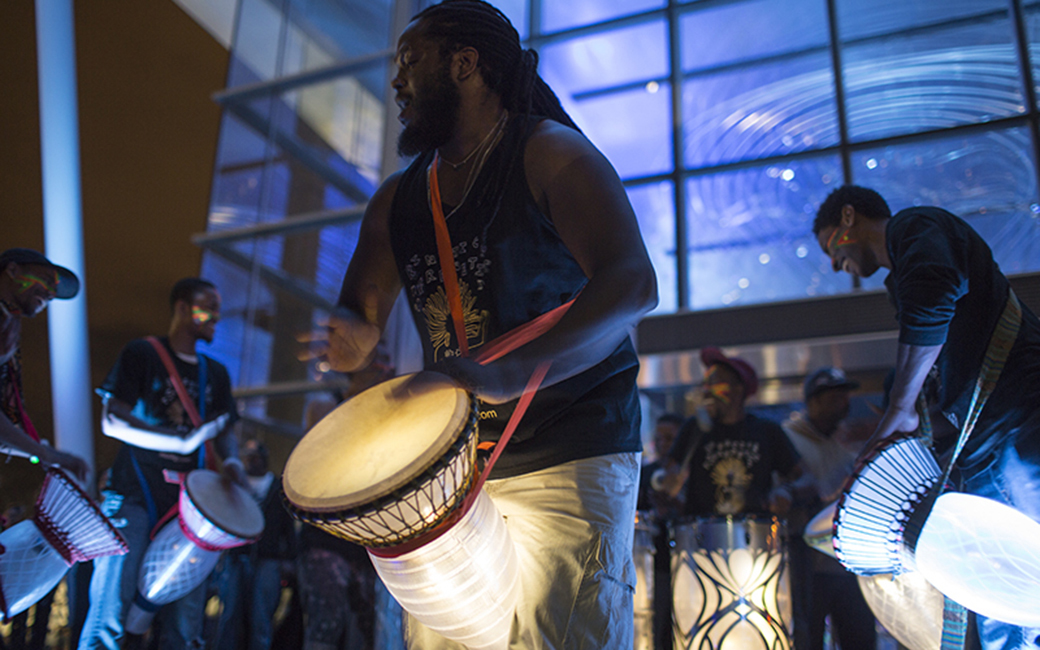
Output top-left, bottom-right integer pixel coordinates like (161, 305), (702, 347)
(184, 470), (265, 540)
(283, 371), (471, 513)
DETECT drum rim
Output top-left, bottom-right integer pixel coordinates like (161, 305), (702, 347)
(833, 432), (938, 574)
(671, 513), (782, 527)
(184, 469), (265, 540)
(284, 405), (479, 547)
(282, 372), (471, 511)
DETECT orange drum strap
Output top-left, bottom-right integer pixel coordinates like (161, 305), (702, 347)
(428, 156), (471, 359)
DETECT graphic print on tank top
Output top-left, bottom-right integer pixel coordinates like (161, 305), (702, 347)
(403, 237), (493, 362)
(703, 439), (761, 515)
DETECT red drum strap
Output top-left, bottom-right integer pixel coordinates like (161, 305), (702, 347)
(145, 337), (219, 473)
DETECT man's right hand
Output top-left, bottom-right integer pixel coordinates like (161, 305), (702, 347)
(301, 310), (381, 373)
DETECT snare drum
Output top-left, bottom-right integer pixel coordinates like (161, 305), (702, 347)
(0, 470), (128, 620)
(283, 372), (478, 548)
(633, 512), (656, 650)
(125, 469), (264, 634)
(833, 433), (940, 576)
(670, 516), (792, 650)
(283, 372), (520, 650)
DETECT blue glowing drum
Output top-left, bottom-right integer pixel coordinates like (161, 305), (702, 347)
(670, 516), (792, 650)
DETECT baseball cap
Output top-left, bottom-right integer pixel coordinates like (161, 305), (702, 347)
(700, 346), (758, 397)
(0, 248), (80, 299)
(804, 366), (859, 400)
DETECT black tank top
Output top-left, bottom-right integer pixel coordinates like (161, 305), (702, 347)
(389, 115), (641, 478)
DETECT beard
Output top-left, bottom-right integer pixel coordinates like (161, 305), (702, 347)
(397, 63), (461, 158)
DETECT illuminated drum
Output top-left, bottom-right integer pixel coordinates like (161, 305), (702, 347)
(633, 512), (656, 650)
(125, 469), (263, 634)
(283, 372), (521, 650)
(857, 571), (944, 650)
(670, 516), (792, 650)
(833, 434), (940, 576)
(0, 469), (128, 620)
(803, 501), (837, 558)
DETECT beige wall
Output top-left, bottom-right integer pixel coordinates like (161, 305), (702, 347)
(0, 1), (228, 507)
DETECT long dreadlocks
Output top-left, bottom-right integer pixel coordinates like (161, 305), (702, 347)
(411, 0), (580, 222)
(412, 0), (579, 132)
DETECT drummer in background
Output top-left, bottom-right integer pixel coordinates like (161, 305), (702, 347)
(0, 248), (89, 481)
(316, 0), (657, 646)
(781, 367), (876, 650)
(814, 185), (1040, 650)
(653, 347), (803, 520)
(79, 277), (246, 650)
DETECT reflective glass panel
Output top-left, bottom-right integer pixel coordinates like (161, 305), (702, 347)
(230, 0), (394, 83)
(683, 53), (837, 168)
(836, 0), (1008, 42)
(628, 181), (677, 314)
(852, 127), (1040, 292)
(686, 155), (848, 310)
(1027, 2), (1040, 108)
(842, 20), (1023, 143)
(570, 84), (673, 179)
(681, 0), (828, 73)
(539, 20), (668, 96)
(541, 0), (665, 34)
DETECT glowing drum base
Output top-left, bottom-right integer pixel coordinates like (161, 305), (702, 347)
(369, 489), (519, 650)
(670, 517), (791, 650)
(284, 373), (519, 649)
(915, 492), (1040, 627)
(125, 470), (263, 634)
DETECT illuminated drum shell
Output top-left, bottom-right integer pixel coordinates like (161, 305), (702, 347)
(670, 515), (792, 650)
(833, 433), (940, 576)
(283, 372), (479, 548)
(181, 470), (264, 549)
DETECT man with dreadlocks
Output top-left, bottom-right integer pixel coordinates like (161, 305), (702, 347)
(320, 0), (658, 647)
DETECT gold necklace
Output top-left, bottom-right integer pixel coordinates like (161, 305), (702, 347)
(438, 111), (508, 170)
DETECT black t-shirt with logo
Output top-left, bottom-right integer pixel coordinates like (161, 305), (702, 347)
(101, 337), (236, 515)
(680, 414), (800, 518)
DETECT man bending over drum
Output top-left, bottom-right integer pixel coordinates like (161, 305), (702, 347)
(0, 248), (89, 480)
(316, 1), (658, 647)
(79, 277), (246, 650)
(815, 185), (1040, 649)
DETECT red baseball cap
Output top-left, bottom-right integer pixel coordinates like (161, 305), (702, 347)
(700, 346), (758, 398)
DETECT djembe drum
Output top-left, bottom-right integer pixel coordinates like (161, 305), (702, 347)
(125, 469), (264, 634)
(670, 516), (792, 650)
(283, 371), (521, 650)
(833, 433), (941, 576)
(0, 469), (128, 620)
(805, 498), (945, 649)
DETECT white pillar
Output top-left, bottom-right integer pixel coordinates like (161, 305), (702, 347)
(35, 0), (95, 473)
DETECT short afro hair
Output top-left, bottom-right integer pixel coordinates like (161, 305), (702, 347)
(170, 278), (216, 310)
(813, 185), (892, 235)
